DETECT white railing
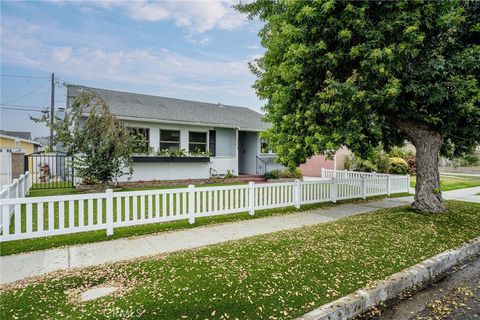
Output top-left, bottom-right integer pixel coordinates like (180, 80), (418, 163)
(0, 172), (30, 233)
(322, 168), (390, 179)
(0, 175), (409, 242)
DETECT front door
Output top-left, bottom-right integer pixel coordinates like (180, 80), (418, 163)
(238, 131), (258, 175)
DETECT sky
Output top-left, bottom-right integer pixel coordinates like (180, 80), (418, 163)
(0, 0), (264, 139)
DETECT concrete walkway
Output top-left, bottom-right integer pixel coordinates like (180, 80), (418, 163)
(1, 187), (479, 285)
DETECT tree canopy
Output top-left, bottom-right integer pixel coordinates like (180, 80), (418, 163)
(237, 0), (479, 212)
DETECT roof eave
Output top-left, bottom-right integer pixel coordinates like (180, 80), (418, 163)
(112, 115), (267, 132)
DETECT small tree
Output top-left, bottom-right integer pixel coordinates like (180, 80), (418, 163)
(33, 90), (140, 189)
(236, 0), (480, 212)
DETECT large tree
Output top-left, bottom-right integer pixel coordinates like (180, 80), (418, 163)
(237, 0), (480, 212)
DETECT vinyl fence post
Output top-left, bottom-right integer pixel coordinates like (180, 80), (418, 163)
(387, 175), (391, 196)
(188, 185), (195, 224)
(13, 179), (19, 198)
(1, 185), (10, 235)
(106, 189), (114, 236)
(248, 182), (255, 215)
(321, 167), (325, 179)
(362, 176), (366, 200)
(331, 177), (337, 203)
(407, 174), (411, 193)
(295, 179), (301, 209)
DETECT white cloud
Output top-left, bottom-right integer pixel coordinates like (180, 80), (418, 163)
(52, 47), (72, 62)
(185, 35), (214, 46)
(1, 14), (257, 101)
(69, 0), (246, 33)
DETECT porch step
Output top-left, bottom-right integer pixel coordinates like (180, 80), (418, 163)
(237, 175), (266, 183)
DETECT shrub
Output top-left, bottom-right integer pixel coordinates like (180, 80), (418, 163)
(224, 170), (234, 179)
(388, 157), (409, 174)
(264, 169), (280, 179)
(278, 168), (303, 179)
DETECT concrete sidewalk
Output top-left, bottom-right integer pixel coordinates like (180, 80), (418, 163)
(1, 187), (479, 285)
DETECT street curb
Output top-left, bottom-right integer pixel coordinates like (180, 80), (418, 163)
(298, 236), (480, 320)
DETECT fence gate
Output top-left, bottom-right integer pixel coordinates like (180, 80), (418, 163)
(24, 152), (75, 189)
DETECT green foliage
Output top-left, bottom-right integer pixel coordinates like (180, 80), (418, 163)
(345, 147), (390, 173)
(32, 89), (138, 188)
(278, 167), (303, 179)
(264, 168), (303, 179)
(236, 0), (480, 166)
(388, 157), (410, 175)
(155, 148), (212, 157)
(388, 147), (415, 159)
(224, 170), (235, 179)
(453, 152), (480, 167)
(264, 169), (280, 179)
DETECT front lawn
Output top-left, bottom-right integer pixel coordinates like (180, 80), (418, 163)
(410, 174), (480, 191)
(1, 201), (478, 319)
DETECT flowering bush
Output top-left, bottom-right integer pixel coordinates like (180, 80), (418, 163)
(388, 157), (409, 175)
(155, 148), (211, 157)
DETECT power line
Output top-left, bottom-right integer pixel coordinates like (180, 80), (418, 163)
(0, 103), (48, 109)
(1, 74), (49, 79)
(1, 80), (50, 105)
(0, 106), (47, 112)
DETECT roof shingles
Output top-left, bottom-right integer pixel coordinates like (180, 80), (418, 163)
(67, 85), (270, 131)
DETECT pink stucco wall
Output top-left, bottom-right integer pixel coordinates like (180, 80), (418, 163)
(300, 155), (334, 177)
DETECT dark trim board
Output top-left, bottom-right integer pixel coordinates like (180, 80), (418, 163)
(132, 156), (210, 163)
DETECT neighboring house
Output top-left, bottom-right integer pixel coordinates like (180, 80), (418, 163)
(0, 131), (41, 185)
(67, 85), (281, 182)
(299, 147), (351, 177)
(0, 130), (41, 155)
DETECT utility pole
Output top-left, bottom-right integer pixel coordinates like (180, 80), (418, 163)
(50, 72), (55, 149)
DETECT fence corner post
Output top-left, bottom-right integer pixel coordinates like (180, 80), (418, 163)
(407, 174), (411, 193)
(321, 167), (325, 178)
(188, 184), (195, 224)
(362, 176), (366, 199)
(387, 175), (391, 196)
(13, 179), (19, 198)
(295, 179), (301, 209)
(331, 177), (337, 203)
(248, 181), (255, 215)
(106, 189), (114, 236)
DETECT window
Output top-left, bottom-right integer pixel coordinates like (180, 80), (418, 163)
(189, 131), (207, 153)
(160, 130), (180, 151)
(260, 137), (270, 154)
(127, 127), (150, 154)
(209, 130), (216, 156)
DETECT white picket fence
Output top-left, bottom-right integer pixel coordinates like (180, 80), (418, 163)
(0, 172), (30, 232)
(322, 168), (392, 179)
(0, 174), (409, 242)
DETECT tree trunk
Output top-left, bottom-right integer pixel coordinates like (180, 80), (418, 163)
(397, 121), (446, 213)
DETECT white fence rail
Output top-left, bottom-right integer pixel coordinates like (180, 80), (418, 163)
(322, 168), (390, 179)
(0, 175), (409, 242)
(0, 172), (30, 233)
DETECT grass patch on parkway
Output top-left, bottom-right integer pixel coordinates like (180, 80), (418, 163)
(1, 200), (479, 319)
(410, 174), (480, 191)
(0, 184), (410, 256)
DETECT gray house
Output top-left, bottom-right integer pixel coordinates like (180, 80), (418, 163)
(67, 85), (281, 181)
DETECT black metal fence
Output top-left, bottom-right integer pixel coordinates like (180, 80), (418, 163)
(24, 152), (75, 189)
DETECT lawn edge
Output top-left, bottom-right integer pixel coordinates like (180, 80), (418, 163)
(298, 236), (480, 320)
